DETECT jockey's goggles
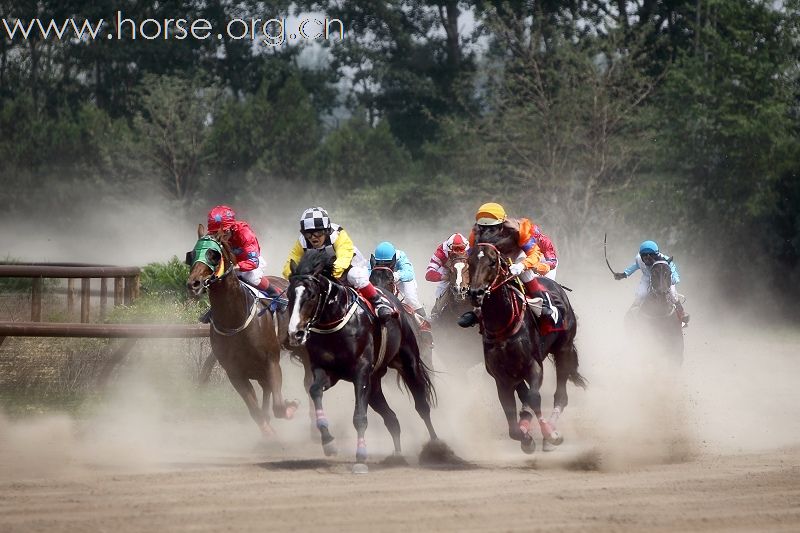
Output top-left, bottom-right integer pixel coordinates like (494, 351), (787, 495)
(303, 229), (327, 239)
(450, 245), (466, 254)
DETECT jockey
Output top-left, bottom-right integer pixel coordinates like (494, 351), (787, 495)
(370, 241), (425, 317)
(458, 202), (558, 328)
(206, 205), (283, 303)
(533, 224), (559, 280)
(282, 207), (396, 322)
(425, 233), (470, 300)
(615, 240), (690, 326)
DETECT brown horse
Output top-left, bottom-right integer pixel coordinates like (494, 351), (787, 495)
(430, 252), (471, 322)
(187, 225), (298, 438)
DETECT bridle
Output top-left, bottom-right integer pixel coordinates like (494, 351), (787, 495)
(370, 265), (398, 296)
(471, 242), (527, 341)
(291, 273), (358, 336)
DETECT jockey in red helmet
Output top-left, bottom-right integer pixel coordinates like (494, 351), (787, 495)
(425, 233), (470, 299)
(206, 205), (281, 301)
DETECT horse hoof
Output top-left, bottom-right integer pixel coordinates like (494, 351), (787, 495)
(284, 400), (299, 420)
(548, 431), (564, 446)
(542, 439), (556, 452)
(521, 436), (536, 455)
(323, 441), (338, 456)
(352, 463), (369, 474)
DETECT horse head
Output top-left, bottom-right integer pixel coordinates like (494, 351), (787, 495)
(649, 260), (672, 298)
(468, 243), (508, 308)
(286, 249), (336, 346)
(445, 253), (470, 301)
(186, 223), (236, 298)
(369, 265), (397, 296)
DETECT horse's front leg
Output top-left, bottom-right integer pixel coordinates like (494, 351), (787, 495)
(352, 358), (372, 473)
(228, 372), (274, 438)
(309, 366), (337, 456)
(266, 355), (298, 419)
(494, 379), (524, 443)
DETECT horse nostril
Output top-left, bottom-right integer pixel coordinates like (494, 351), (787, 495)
(293, 330), (304, 340)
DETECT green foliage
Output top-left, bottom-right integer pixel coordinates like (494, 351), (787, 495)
(140, 257), (193, 300)
(310, 114), (415, 188)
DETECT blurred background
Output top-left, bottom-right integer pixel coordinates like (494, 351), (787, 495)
(0, 1), (797, 320)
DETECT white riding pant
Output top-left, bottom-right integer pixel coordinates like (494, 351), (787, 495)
(346, 253), (371, 289)
(398, 279), (422, 310)
(544, 267), (557, 280)
(237, 256), (266, 286)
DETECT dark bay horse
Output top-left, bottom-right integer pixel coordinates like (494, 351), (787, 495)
(625, 259), (684, 364)
(368, 266), (434, 368)
(186, 225), (298, 438)
(468, 242), (586, 453)
(287, 249), (438, 473)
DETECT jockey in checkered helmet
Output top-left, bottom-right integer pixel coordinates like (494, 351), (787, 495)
(283, 207), (397, 322)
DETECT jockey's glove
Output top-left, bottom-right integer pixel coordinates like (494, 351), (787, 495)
(509, 262), (525, 276)
(614, 272), (627, 280)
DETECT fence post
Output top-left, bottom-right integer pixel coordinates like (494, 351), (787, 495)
(80, 278), (91, 323)
(31, 278), (42, 322)
(133, 274), (140, 302)
(124, 276), (133, 305)
(114, 277), (123, 306)
(100, 278), (108, 318)
(67, 279), (76, 316)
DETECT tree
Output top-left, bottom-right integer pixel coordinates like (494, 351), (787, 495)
(130, 74), (220, 202)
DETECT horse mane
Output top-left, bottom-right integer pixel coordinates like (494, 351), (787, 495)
(295, 248), (335, 277)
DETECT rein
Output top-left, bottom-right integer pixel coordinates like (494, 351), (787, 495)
(474, 242), (527, 341)
(296, 274), (359, 334)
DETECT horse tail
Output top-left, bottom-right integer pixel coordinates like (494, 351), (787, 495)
(567, 343), (588, 389)
(397, 312), (438, 408)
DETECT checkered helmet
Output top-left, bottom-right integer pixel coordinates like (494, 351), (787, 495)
(300, 207), (332, 232)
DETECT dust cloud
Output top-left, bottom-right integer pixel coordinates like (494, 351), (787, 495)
(1, 192), (799, 480)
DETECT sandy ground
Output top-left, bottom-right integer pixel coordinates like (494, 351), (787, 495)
(2, 310), (799, 532)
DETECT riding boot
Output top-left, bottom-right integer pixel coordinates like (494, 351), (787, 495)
(523, 279), (555, 321)
(199, 308), (212, 324)
(458, 311), (479, 328)
(360, 283), (396, 322)
(676, 302), (690, 326)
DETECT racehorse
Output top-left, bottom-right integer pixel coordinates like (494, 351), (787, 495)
(468, 242), (586, 453)
(287, 249), (438, 473)
(430, 252), (472, 323)
(186, 225), (298, 438)
(625, 259), (684, 364)
(368, 265), (434, 368)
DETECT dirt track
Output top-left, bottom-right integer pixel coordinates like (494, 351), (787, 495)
(0, 443), (798, 532)
(2, 271), (799, 531)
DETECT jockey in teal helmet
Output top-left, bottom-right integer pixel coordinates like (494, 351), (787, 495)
(615, 240), (690, 326)
(370, 241), (425, 317)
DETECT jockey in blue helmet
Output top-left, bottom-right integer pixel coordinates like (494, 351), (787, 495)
(615, 240), (690, 326)
(370, 241), (425, 317)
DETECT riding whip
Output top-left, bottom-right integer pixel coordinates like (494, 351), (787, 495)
(604, 233), (623, 277)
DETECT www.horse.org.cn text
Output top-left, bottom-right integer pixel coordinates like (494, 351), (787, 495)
(1, 12), (346, 47)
